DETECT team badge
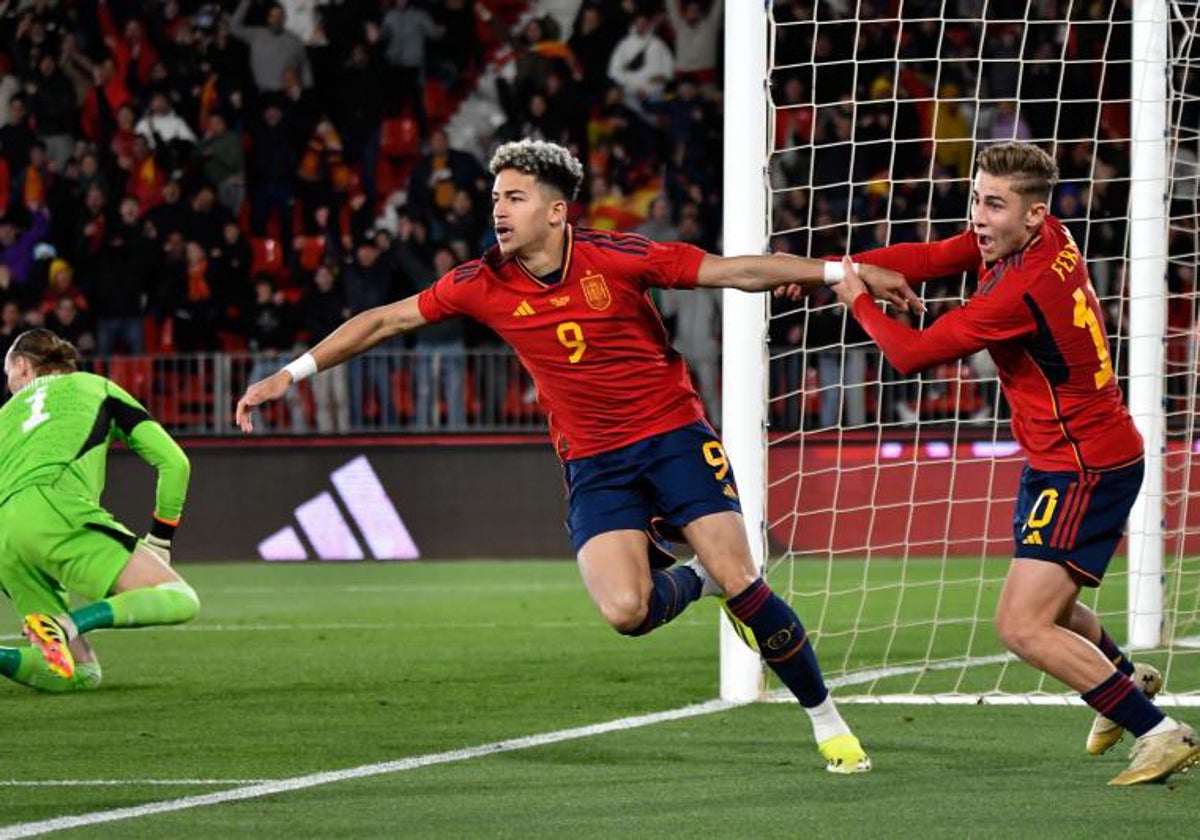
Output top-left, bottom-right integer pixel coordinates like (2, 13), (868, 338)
(581, 272), (612, 311)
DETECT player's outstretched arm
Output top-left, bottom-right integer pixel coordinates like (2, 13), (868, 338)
(696, 252), (923, 313)
(235, 295), (427, 432)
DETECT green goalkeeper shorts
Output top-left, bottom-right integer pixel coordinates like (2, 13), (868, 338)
(0, 484), (136, 616)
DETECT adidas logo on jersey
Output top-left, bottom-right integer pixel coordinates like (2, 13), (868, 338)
(1022, 531), (1044, 546)
(258, 456), (419, 561)
(513, 301), (536, 317)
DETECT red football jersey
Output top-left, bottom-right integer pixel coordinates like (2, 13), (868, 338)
(417, 225), (708, 459)
(852, 216), (1143, 472)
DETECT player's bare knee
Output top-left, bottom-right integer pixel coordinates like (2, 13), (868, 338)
(994, 610), (1037, 656)
(599, 592), (649, 634)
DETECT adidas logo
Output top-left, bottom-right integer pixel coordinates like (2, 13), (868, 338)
(1022, 531), (1043, 546)
(513, 301), (535, 316)
(258, 455), (420, 561)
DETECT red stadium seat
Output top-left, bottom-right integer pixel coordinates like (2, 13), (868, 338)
(295, 235), (326, 272)
(380, 116), (421, 159)
(250, 237), (284, 277)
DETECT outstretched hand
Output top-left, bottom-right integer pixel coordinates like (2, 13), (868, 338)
(235, 370), (292, 433)
(857, 263), (925, 313)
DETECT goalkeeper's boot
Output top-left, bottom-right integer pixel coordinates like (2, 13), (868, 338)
(683, 557), (723, 598)
(720, 601), (759, 652)
(23, 613), (75, 680)
(1086, 662), (1163, 755)
(819, 733), (873, 774)
(1109, 721), (1200, 786)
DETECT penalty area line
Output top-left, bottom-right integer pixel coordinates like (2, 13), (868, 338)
(0, 699), (742, 839)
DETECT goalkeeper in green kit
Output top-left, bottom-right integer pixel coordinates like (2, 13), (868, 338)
(0, 329), (199, 690)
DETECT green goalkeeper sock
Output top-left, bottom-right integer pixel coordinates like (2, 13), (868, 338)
(0, 646), (102, 693)
(70, 582), (200, 633)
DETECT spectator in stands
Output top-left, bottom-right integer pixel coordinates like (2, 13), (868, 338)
(92, 196), (150, 356)
(229, 0), (312, 94)
(278, 64), (320, 141)
(296, 115), (351, 220)
(135, 92), (197, 168)
(198, 110), (245, 213)
(45, 296), (95, 354)
(167, 240), (218, 352)
(27, 53), (77, 166)
(184, 184), (232, 252)
(375, 0), (443, 137)
(428, 0), (478, 91)
(434, 188), (485, 253)
(657, 215), (720, 418)
(210, 220), (254, 319)
(568, 3), (620, 109)
(0, 299), (23, 362)
(1, 207), (48, 286)
(301, 259), (351, 432)
(342, 230), (398, 427)
(636, 196), (679, 242)
(0, 94), (35, 175)
(413, 245), (465, 430)
(248, 99), (298, 249)
(607, 11), (674, 116)
(146, 177), (189, 242)
(333, 42), (384, 203)
(665, 0), (722, 88)
(245, 274), (306, 432)
(405, 129), (487, 229)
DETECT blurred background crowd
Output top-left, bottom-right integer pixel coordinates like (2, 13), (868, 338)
(0, 0), (1192, 435)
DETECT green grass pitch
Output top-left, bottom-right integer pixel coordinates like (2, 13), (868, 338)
(0, 561), (1196, 838)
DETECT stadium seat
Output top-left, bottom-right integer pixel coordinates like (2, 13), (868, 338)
(295, 235), (326, 272)
(380, 116), (421, 159)
(250, 237), (284, 277)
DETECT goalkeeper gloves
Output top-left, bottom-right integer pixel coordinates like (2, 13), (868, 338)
(142, 533), (172, 565)
(144, 515), (178, 565)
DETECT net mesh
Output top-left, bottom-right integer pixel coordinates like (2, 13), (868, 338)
(761, 0), (1200, 700)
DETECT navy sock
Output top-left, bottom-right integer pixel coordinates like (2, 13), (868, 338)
(1082, 671), (1164, 737)
(623, 565), (703, 637)
(1097, 629), (1135, 677)
(726, 578), (828, 707)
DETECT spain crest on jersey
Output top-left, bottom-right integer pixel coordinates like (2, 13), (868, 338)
(581, 272), (612, 311)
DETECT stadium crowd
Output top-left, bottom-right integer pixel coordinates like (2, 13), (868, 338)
(0, 0), (1190, 433)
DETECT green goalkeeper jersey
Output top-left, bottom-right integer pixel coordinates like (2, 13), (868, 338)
(0, 372), (190, 521)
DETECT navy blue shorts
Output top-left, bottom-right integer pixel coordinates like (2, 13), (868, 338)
(563, 421), (743, 553)
(1012, 460), (1144, 587)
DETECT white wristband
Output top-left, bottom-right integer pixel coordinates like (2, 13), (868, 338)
(283, 352), (318, 383)
(823, 260), (860, 284)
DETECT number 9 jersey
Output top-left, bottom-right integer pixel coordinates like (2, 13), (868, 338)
(417, 226), (709, 461)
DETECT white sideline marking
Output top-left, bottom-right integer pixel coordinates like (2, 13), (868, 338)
(0, 780), (270, 788)
(0, 699), (741, 839)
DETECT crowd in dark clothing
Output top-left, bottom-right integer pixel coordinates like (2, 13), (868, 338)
(0, 0), (730, 375)
(0, 1), (1190, 434)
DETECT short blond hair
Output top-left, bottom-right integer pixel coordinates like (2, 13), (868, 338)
(975, 141), (1059, 203)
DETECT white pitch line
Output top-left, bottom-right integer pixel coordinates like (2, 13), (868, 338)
(0, 699), (741, 839)
(0, 780), (271, 788)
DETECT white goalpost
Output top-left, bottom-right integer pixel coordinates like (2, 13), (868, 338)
(721, 0), (1200, 704)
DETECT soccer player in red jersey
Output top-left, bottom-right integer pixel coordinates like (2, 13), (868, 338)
(237, 139), (921, 773)
(828, 141), (1198, 784)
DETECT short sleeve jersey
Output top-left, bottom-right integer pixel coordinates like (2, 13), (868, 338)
(418, 226), (708, 459)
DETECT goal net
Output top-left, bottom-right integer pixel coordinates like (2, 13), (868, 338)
(722, 0), (1200, 704)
